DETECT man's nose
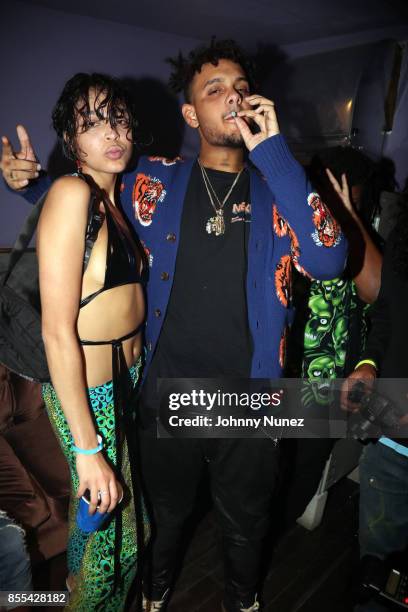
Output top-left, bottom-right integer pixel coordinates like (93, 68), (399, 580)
(226, 88), (243, 106)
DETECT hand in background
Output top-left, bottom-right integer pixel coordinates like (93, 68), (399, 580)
(1, 125), (40, 190)
(326, 168), (357, 219)
(340, 364), (377, 412)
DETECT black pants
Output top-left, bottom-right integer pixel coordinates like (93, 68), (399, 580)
(138, 428), (280, 609)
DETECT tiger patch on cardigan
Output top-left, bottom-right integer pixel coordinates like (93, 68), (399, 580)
(275, 255), (292, 308)
(132, 173), (167, 227)
(308, 192), (341, 248)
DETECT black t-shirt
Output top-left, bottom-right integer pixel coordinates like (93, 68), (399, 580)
(140, 161), (252, 414)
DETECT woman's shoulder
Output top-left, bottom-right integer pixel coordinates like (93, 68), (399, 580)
(41, 175), (92, 224)
(48, 174), (91, 199)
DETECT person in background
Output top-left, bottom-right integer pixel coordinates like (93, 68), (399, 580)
(284, 147), (384, 525)
(344, 191), (408, 612)
(0, 510), (32, 612)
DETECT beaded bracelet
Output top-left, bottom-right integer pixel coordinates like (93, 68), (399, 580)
(72, 434), (103, 455)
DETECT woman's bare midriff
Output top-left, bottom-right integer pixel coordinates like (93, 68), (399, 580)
(76, 218), (145, 388)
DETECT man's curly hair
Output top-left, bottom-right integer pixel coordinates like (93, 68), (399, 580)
(167, 38), (257, 102)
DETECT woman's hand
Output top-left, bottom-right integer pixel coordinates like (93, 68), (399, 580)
(76, 452), (123, 514)
(325, 168), (357, 219)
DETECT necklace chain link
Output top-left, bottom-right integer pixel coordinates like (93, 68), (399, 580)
(198, 160), (244, 236)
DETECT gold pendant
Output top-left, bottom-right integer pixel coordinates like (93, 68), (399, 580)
(205, 210), (225, 236)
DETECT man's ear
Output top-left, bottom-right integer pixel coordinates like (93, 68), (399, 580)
(182, 104), (200, 129)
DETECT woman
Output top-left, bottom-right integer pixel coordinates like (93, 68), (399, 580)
(37, 73), (149, 610)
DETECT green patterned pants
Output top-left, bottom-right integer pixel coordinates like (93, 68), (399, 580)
(42, 358), (150, 611)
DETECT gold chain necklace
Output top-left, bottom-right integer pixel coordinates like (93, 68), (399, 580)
(198, 161), (244, 236)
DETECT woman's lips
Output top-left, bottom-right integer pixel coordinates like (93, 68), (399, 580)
(105, 147), (124, 160)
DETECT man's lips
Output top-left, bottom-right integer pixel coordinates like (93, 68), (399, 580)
(105, 146), (125, 160)
(224, 112), (250, 127)
(224, 110), (238, 122)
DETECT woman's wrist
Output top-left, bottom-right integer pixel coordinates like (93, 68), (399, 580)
(355, 359), (378, 372)
(71, 424), (99, 448)
(72, 435), (98, 448)
(72, 434), (103, 455)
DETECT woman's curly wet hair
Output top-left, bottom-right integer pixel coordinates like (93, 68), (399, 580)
(167, 38), (257, 102)
(52, 72), (138, 160)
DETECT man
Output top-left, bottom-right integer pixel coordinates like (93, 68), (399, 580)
(283, 147), (383, 525)
(1, 39), (347, 612)
(343, 196), (408, 612)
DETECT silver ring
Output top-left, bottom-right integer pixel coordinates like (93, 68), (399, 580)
(98, 490), (108, 496)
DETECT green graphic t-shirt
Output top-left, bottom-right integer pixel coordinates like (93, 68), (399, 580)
(301, 277), (370, 407)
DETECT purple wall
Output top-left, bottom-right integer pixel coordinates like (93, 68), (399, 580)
(1, 2), (201, 246)
(1, 3), (407, 246)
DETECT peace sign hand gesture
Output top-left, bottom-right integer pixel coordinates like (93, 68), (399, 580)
(0, 125), (40, 190)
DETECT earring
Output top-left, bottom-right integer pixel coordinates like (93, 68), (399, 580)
(76, 159), (82, 173)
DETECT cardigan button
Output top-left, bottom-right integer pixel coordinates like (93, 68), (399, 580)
(160, 272), (169, 281)
(154, 309), (162, 318)
(147, 341), (152, 351)
(166, 233), (176, 242)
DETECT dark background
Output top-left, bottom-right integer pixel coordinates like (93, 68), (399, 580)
(1, 0), (408, 245)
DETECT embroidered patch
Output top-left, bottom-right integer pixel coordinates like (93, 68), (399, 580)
(288, 226), (300, 262)
(279, 327), (288, 369)
(273, 204), (288, 237)
(132, 173), (167, 226)
(294, 263), (312, 279)
(273, 206), (311, 277)
(148, 156), (182, 166)
(307, 192), (341, 248)
(275, 254), (292, 308)
(140, 240), (153, 268)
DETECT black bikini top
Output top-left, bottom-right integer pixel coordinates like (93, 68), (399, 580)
(78, 173), (145, 309)
(76, 174), (146, 452)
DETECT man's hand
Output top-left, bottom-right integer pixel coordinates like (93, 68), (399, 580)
(340, 364), (377, 412)
(0, 125), (40, 190)
(234, 95), (280, 152)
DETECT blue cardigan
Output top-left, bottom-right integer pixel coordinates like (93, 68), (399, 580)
(20, 134), (347, 379)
